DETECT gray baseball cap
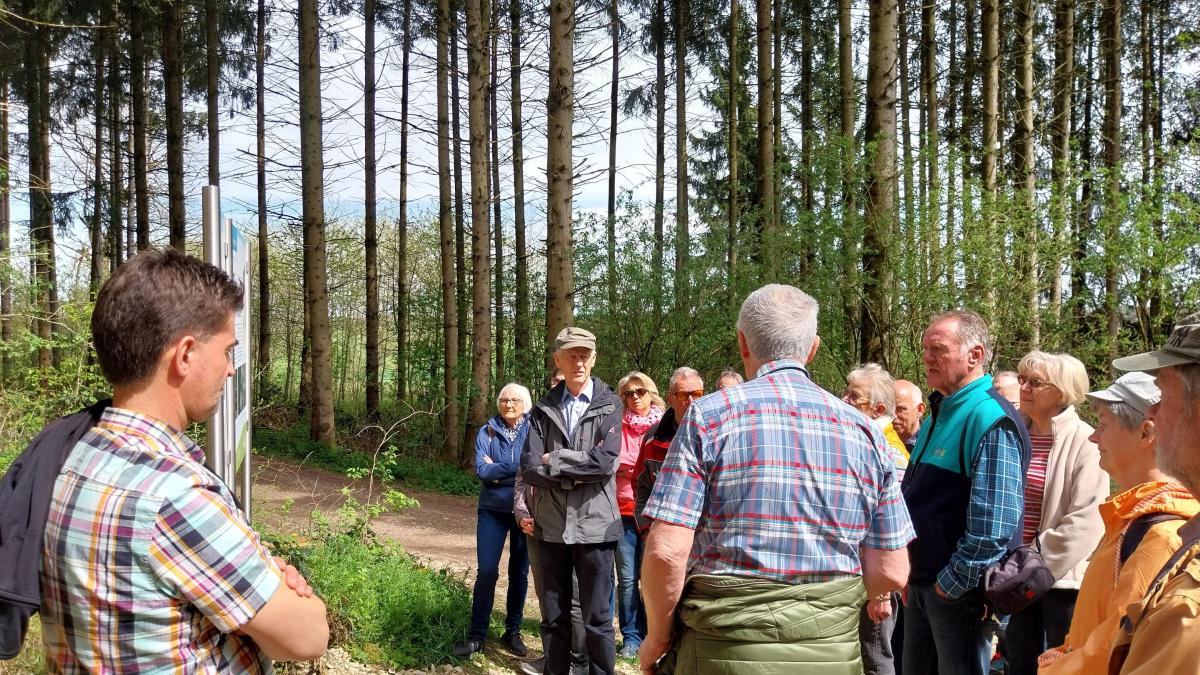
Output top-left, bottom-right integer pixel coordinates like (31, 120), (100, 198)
(1086, 372), (1162, 415)
(554, 326), (596, 352)
(1113, 313), (1200, 373)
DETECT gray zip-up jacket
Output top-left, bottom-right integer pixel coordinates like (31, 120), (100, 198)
(520, 378), (623, 545)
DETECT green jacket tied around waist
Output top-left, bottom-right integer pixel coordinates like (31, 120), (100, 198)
(668, 574), (866, 675)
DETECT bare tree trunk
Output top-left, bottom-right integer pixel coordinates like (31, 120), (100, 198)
(467, 0), (493, 465)
(607, 0), (619, 311)
(437, 0), (462, 460)
(1016, 0), (1038, 346)
(799, 0), (812, 214)
(300, 0), (335, 445)
(27, 23), (56, 369)
(207, 0), (220, 186)
(861, 0), (897, 366)
(256, 0), (271, 394)
(675, 0), (689, 305)
(1149, 0), (1164, 336)
(1102, 0), (1122, 364)
(727, 0), (738, 309)
(921, 0), (939, 289)
(545, 0), (576, 352)
(397, 0), (413, 402)
(898, 0), (914, 245)
(163, 0), (185, 250)
(364, 0), (380, 418)
(839, 0), (858, 363)
(771, 0), (781, 238)
(979, 0), (999, 317)
(510, 0), (530, 382)
(91, 40), (106, 295)
(756, 0), (774, 275)
(1049, 0), (1074, 323)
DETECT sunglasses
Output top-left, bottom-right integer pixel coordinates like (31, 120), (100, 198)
(670, 389), (704, 400)
(1017, 374), (1052, 389)
(622, 387), (650, 399)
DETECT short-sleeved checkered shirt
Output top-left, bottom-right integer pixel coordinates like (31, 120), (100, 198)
(40, 407), (281, 674)
(643, 360), (915, 583)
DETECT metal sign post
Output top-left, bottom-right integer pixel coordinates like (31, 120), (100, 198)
(202, 185), (253, 518)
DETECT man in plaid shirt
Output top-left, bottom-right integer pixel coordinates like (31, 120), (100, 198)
(39, 249), (328, 673)
(638, 284), (914, 674)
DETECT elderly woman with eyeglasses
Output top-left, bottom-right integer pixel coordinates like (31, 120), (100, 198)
(612, 371), (664, 658)
(452, 383), (534, 660)
(1002, 352), (1109, 675)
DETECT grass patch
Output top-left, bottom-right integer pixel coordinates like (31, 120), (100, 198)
(6, 614), (48, 674)
(265, 532), (472, 668)
(253, 423), (478, 497)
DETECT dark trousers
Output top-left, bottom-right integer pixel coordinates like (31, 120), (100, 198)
(528, 537), (588, 667)
(468, 508), (529, 638)
(860, 593), (900, 675)
(903, 583), (991, 675)
(539, 540), (617, 675)
(1004, 588), (1078, 675)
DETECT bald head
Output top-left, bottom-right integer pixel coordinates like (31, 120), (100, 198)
(893, 379), (926, 443)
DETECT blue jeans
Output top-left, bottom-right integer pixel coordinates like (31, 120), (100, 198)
(1004, 588), (1077, 675)
(468, 508), (529, 639)
(614, 516), (646, 647)
(903, 583), (991, 675)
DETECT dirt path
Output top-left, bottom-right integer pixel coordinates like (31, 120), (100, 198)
(251, 456), (638, 675)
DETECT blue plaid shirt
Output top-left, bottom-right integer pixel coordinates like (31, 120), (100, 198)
(643, 360), (915, 584)
(937, 424), (1025, 597)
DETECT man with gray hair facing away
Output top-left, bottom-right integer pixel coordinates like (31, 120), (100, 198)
(639, 284), (914, 674)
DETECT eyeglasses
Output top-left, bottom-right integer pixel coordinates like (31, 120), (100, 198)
(1017, 374), (1052, 389)
(622, 387), (650, 399)
(670, 389), (704, 400)
(842, 390), (868, 404)
(499, 398), (523, 406)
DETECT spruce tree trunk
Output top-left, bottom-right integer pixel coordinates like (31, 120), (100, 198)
(452, 14), (468, 363)
(756, 0), (774, 275)
(108, 2), (124, 273)
(163, 0), (185, 250)
(675, 0), (689, 305)
(27, 24), (57, 369)
(1073, 1), (1095, 333)
(861, 0), (897, 366)
(256, 0), (271, 394)
(1049, 0), (1074, 323)
(0, 73), (8, 379)
(653, 0), (665, 317)
(467, 0), (493, 465)
(839, 0), (858, 363)
(799, 0), (812, 213)
(129, 7), (149, 251)
(438, 0), (462, 460)
(510, 0), (529, 383)
(91, 41), (106, 295)
(1102, 0), (1122, 364)
(490, 2), (504, 386)
(727, 0), (738, 310)
(207, 0), (220, 186)
(980, 0), (999, 318)
(397, 0), (412, 402)
(364, 0), (380, 419)
(606, 0), (619, 311)
(545, 0), (576, 351)
(300, 0), (335, 445)
(921, 0), (939, 290)
(1016, 0), (1038, 346)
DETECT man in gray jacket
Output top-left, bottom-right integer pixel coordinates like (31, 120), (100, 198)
(521, 327), (623, 675)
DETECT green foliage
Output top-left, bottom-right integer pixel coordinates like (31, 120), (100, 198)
(7, 615), (48, 674)
(265, 531), (471, 668)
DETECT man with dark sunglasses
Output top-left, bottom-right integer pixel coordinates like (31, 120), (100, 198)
(632, 367), (704, 535)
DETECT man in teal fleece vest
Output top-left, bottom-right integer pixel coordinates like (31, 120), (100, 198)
(900, 310), (1031, 675)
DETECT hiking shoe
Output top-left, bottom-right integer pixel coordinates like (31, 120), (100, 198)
(502, 632), (529, 657)
(617, 641), (641, 659)
(451, 637), (484, 658)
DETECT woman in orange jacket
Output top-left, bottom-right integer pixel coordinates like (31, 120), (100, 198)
(1038, 372), (1200, 674)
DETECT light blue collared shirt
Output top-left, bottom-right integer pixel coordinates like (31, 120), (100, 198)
(559, 378), (594, 439)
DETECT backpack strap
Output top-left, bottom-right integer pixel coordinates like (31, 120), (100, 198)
(1120, 512), (1187, 567)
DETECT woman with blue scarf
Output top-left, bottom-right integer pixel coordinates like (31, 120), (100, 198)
(452, 383), (533, 659)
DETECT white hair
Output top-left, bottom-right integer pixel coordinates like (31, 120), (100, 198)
(496, 382), (533, 412)
(736, 284), (819, 363)
(669, 366), (703, 391)
(847, 362), (897, 417)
